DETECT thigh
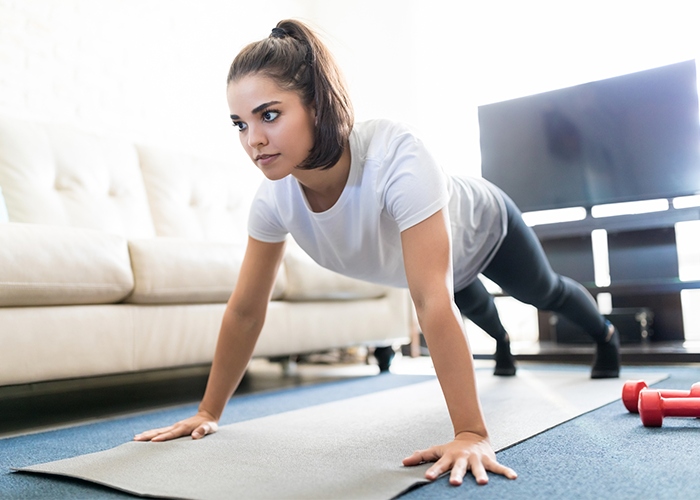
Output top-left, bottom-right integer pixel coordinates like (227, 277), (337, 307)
(482, 194), (561, 307)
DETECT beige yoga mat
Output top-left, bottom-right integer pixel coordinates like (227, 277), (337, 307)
(19, 368), (665, 500)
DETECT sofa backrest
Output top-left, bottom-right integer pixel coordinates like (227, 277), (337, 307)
(136, 144), (251, 246)
(0, 115), (155, 238)
(0, 114), (252, 245)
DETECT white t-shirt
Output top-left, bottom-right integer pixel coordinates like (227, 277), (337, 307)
(248, 119), (507, 292)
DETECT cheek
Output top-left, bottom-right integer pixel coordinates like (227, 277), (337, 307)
(238, 134), (253, 157)
(297, 118), (316, 150)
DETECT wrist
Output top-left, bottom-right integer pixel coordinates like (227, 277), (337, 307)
(455, 428), (489, 440)
(197, 406), (220, 421)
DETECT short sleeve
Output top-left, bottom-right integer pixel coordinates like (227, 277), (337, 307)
(247, 181), (288, 243)
(383, 129), (450, 232)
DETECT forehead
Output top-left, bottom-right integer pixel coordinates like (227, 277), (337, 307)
(227, 74), (300, 113)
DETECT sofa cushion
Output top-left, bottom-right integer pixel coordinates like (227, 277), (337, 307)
(125, 238), (287, 304)
(282, 241), (391, 301)
(0, 115), (155, 238)
(136, 145), (251, 246)
(0, 223), (134, 307)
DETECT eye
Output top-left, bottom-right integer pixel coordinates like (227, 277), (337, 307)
(232, 121), (247, 132)
(262, 110), (280, 122)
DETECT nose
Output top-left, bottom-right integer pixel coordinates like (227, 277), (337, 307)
(247, 124), (268, 150)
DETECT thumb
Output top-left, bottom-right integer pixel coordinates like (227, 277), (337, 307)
(192, 424), (210, 439)
(192, 422), (218, 439)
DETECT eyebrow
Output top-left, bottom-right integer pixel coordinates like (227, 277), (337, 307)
(230, 100), (282, 121)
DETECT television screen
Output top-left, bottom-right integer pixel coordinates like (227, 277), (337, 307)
(479, 60), (700, 213)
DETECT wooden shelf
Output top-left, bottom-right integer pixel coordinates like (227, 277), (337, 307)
(590, 279), (700, 295)
(532, 205), (699, 241)
(473, 340), (700, 365)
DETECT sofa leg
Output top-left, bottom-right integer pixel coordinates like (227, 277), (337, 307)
(282, 357), (299, 377)
(269, 356), (299, 377)
(373, 346), (395, 373)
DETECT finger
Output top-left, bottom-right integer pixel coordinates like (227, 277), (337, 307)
(449, 457), (468, 486)
(402, 451), (424, 466)
(151, 426), (191, 442)
(469, 456), (489, 485)
(486, 460), (518, 480)
(403, 447), (441, 466)
(133, 426), (174, 441)
(425, 456), (450, 481)
(192, 422), (218, 439)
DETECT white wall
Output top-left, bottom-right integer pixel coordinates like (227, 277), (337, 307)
(0, 0), (313, 188)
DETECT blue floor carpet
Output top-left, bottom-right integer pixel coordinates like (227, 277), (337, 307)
(2, 365), (699, 500)
(401, 365), (700, 500)
(1, 373), (433, 499)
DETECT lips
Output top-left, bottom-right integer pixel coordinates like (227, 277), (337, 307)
(255, 153), (280, 161)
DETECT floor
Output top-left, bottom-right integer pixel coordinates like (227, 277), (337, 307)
(3, 340), (697, 440)
(0, 349), (449, 440)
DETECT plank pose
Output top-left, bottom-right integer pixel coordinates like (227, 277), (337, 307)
(135, 19), (621, 485)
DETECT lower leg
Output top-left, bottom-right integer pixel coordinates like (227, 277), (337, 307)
(540, 277), (620, 378)
(591, 321), (621, 378)
(454, 281), (516, 376)
(454, 281), (508, 343)
(546, 277), (609, 343)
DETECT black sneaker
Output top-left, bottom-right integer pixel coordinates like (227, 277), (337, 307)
(494, 338), (517, 376)
(591, 321), (621, 379)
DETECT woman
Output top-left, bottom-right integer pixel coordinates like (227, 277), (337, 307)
(135, 19), (620, 486)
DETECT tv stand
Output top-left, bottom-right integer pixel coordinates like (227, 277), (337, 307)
(532, 205), (700, 240)
(531, 202), (700, 343)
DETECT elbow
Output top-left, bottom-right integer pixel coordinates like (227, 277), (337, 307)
(410, 287), (455, 321)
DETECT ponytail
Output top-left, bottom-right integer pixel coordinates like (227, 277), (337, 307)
(227, 20), (354, 171)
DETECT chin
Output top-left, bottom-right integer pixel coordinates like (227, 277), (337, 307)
(260, 167), (294, 182)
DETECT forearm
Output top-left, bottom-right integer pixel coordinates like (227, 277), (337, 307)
(416, 298), (488, 438)
(198, 303), (266, 420)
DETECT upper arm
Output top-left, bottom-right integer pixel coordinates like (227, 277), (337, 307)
(228, 236), (286, 318)
(400, 208), (453, 312)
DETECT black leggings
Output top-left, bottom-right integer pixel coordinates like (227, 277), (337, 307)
(453, 193), (608, 343)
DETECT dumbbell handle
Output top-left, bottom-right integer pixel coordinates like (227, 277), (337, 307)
(622, 380), (700, 413)
(638, 390), (700, 427)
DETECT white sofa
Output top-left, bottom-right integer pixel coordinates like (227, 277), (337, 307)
(0, 115), (411, 388)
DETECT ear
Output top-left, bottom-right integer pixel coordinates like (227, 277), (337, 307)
(306, 103), (317, 126)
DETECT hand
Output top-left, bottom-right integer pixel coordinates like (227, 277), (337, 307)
(133, 410), (219, 442)
(402, 431), (517, 486)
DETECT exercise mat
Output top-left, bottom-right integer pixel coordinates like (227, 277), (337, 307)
(17, 368), (665, 500)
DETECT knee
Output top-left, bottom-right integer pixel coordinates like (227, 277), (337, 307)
(522, 276), (568, 311)
(461, 299), (494, 319)
(454, 293), (495, 319)
(529, 275), (597, 312)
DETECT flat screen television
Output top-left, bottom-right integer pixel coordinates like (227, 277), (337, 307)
(479, 60), (700, 213)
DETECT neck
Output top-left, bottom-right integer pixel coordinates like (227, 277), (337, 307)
(294, 146), (351, 213)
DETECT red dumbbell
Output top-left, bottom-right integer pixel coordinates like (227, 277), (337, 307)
(638, 389), (700, 427)
(621, 380), (700, 413)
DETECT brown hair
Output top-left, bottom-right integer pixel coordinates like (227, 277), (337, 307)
(227, 19), (354, 170)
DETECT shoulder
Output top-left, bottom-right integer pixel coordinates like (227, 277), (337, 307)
(352, 119), (429, 164)
(353, 118), (421, 146)
(248, 178), (293, 242)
